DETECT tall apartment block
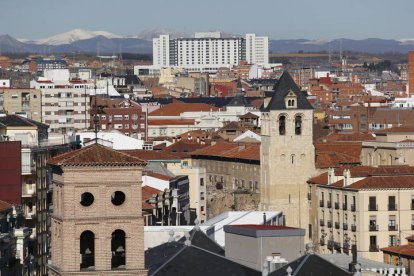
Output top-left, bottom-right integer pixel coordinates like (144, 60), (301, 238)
(152, 32), (269, 71)
(409, 51), (414, 97)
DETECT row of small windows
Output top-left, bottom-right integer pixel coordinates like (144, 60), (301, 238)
(279, 115), (302, 135)
(80, 191), (125, 207)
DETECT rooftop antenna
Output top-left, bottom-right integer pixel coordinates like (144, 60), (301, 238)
(93, 78), (99, 143)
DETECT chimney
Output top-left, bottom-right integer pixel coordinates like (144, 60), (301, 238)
(263, 212), (267, 225)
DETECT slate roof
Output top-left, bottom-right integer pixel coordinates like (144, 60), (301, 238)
(177, 229), (225, 255)
(48, 143), (147, 167)
(227, 79), (249, 107)
(268, 253), (352, 276)
(146, 242), (260, 276)
(263, 71), (313, 111)
(0, 114), (48, 129)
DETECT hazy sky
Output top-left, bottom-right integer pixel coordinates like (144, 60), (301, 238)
(1, 0), (414, 40)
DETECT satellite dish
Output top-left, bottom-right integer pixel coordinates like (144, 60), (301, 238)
(124, 94), (130, 99)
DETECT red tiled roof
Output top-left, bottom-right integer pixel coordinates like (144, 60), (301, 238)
(163, 140), (209, 158)
(148, 119), (196, 126)
(315, 142), (362, 168)
(48, 144), (147, 167)
(381, 244), (414, 257)
(307, 172), (328, 185)
(374, 127), (414, 133)
(149, 102), (218, 116)
(347, 175), (414, 190)
(142, 186), (161, 209)
(191, 142), (260, 161)
(323, 132), (375, 142)
(121, 149), (180, 161)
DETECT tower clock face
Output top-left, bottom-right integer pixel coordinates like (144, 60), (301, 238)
(132, 114), (138, 121)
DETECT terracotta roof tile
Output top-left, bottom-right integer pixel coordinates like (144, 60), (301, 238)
(121, 150), (180, 161)
(148, 119), (195, 126)
(142, 186), (161, 210)
(381, 244), (414, 257)
(347, 175), (414, 190)
(48, 144), (147, 167)
(149, 102), (218, 116)
(315, 142), (362, 168)
(191, 142), (260, 161)
(307, 172), (328, 185)
(322, 132), (375, 142)
(163, 140), (209, 158)
(373, 126), (414, 133)
(144, 171), (174, 181)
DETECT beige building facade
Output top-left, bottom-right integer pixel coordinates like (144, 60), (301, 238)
(260, 71), (315, 232)
(309, 166), (414, 262)
(47, 144), (147, 275)
(0, 88), (41, 121)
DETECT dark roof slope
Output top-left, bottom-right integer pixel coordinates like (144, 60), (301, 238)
(263, 71), (313, 111)
(268, 254), (351, 276)
(48, 143), (147, 167)
(0, 115), (48, 128)
(177, 229), (225, 255)
(227, 79), (249, 107)
(149, 245), (260, 276)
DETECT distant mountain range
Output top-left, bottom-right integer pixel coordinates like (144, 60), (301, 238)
(1, 29), (414, 54)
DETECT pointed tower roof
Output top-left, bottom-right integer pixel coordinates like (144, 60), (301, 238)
(263, 71), (313, 111)
(227, 78), (249, 107)
(48, 143), (147, 167)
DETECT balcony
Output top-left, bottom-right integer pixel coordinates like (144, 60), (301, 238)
(388, 224), (398, 231)
(343, 243), (350, 254)
(335, 222), (340, 229)
(320, 219), (325, 227)
(334, 242), (341, 251)
(368, 204), (378, 211)
(319, 200), (324, 208)
(327, 220), (332, 228)
(388, 204), (397, 211)
(327, 240), (334, 250)
(369, 245), (379, 252)
(351, 204), (356, 212)
(335, 202), (340, 210)
(343, 203), (347, 210)
(351, 225), (356, 232)
(369, 224), (379, 231)
(343, 223), (348, 231)
(22, 184), (36, 197)
(327, 201), (332, 208)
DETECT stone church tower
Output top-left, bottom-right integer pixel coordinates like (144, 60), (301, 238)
(47, 143), (148, 276)
(260, 71), (315, 232)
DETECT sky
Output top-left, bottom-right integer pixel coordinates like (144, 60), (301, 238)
(1, 0), (414, 40)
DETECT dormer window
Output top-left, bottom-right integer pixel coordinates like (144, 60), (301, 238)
(285, 90), (297, 109)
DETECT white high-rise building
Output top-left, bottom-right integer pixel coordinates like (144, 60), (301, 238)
(245, 33), (269, 66)
(152, 32), (269, 72)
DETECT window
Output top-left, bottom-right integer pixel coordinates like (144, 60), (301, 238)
(80, 231), (95, 269)
(279, 115), (286, 135)
(111, 191), (126, 206)
(295, 115), (302, 135)
(388, 215), (396, 231)
(369, 196), (377, 211)
(111, 230), (126, 269)
(389, 235), (397, 246)
(388, 196), (396, 210)
(80, 192), (94, 207)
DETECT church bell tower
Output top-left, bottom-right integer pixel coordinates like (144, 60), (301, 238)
(260, 71), (315, 231)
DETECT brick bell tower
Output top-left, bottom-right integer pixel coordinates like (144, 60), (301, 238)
(260, 71), (315, 232)
(47, 143), (147, 276)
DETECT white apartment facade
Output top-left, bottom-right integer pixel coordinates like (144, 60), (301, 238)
(151, 32), (269, 73)
(30, 79), (91, 134)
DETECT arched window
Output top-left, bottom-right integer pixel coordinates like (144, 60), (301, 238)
(80, 230), (95, 270)
(295, 115), (302, 135)
(279, 115), (286, 135)
(111, 229), (126, 269)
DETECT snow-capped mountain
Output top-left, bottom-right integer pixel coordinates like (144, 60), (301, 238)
(21, 29), (122, 45)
